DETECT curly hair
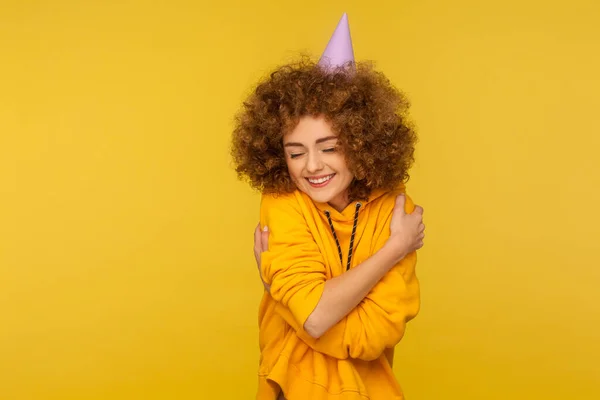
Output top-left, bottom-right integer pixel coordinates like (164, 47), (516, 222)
(230, 58), (417, 202)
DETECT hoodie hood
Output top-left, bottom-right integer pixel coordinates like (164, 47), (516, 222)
(308, 184), (404, 223)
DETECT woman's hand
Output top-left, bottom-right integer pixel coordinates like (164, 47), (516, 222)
(254, 224), (271, 292)
(386, 194), (425, 262)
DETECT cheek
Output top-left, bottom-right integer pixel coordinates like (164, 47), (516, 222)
(285, 159), (302, 181)
(332, 156), (352, 176)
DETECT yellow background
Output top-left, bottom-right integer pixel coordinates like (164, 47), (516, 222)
(1, 0), (599, 399)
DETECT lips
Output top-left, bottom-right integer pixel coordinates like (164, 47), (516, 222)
(306, 173), (335, 188)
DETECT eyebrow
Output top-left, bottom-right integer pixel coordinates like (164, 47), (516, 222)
(284, 136), (338, 147)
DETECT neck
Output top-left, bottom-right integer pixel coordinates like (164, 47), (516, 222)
(328, 191), (351, 213)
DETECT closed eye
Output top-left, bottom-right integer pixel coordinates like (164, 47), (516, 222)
(322, 148), (336, 153)
(289, 153), (304, 159)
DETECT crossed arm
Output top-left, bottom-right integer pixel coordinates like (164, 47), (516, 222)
(255, 193), (422, 361)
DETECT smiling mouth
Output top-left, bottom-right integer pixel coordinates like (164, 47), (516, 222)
(306, 174), (335, 187)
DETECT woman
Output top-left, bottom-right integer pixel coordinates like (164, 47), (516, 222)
(231, 15), (425, 400)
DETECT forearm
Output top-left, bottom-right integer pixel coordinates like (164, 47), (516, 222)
(303, 242), (405, 338)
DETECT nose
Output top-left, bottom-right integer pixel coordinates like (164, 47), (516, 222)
(306, 152), (324, 174)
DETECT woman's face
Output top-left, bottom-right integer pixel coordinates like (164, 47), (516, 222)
(283, 115), (354, 212)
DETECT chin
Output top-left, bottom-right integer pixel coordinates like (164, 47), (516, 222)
(294, 177), (350, 205)
(302, 187), (338, 204)
(308, 194), (333, 204)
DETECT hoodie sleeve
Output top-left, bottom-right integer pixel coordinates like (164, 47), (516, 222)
(260, 192), (420, 361)
(259, 193), (328, 331)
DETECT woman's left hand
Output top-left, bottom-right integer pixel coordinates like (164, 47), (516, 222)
(254, 224), (270, 292)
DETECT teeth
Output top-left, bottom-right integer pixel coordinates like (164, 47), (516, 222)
(308, 174), (333, 184)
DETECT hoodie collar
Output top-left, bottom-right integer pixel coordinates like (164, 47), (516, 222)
(307, 188), (389, 222)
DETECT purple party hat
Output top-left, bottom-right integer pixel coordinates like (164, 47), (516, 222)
(318, 13), (355, 71)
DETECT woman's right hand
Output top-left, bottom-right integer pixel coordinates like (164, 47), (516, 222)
(386, 194), (425, 262)
(254, 224), (271, 292)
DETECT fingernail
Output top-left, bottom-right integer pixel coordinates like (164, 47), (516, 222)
(263, 226), (269, 232)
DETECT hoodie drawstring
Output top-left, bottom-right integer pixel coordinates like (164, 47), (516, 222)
(324, 202), (362, 271)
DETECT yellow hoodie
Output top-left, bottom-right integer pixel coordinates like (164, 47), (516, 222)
(257, 187), (420, 400)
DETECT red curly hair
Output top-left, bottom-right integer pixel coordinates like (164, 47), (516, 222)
(230, 58), (417, 202)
